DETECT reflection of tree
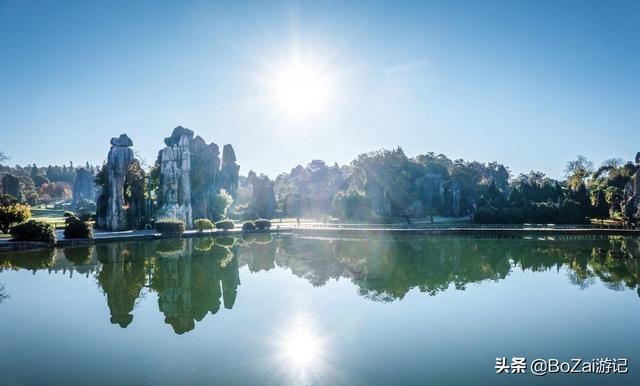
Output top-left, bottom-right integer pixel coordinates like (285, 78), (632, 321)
(4, 234), (640, 333)
(151, 239), (241, 334)
(272, 235), (640, 302)
(64, 246), (93, 265)
(96, 243), (148, 328)
(0, 249), (55, 272)
(238, 235), (277, 273)
(0, 283), (8, 304)
(275, 237), (347, 286)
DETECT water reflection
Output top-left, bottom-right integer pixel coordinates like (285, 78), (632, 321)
(1, 234), (639, 332)
(0, 283), (8, 304)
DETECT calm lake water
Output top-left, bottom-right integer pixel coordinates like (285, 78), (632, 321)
(0, 234), (639, 385)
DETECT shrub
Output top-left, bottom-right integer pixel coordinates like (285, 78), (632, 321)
(63, 211), (75, 218)
(155, 219), (185, 234)
(64, 216), (93, 239)
(242, 221), (256, 231)
(10, 220), (56, 244)
(0, 202), (31, 233)
(254, 218), (272, 230)
(194, 218), (214, 232)
(215, 219), (235, 231)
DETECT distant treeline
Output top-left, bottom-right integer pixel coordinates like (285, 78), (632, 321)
(1, 148), (639, 225)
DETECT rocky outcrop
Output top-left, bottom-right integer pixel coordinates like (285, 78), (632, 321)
(155, 126), (240, 227)
(96, 134), (137, 231)
(1, 173), (21, 200)
(72, 167), (96, 208)
(451, 182), (462, 217)
(190, 136), (221, 220)
(248, 171), (277, 219)
(624, 152), (640, 223)
(220, 144), (240, 197)
(158, 126), (194, 228)
(365, 179), (391, 217)
(416, 172), (444, 213)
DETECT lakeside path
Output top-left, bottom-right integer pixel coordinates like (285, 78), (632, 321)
(1, 222), (640, 252)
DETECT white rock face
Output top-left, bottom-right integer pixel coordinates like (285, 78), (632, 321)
(98, 134), (135, 231)
(158, 128), (193, 228)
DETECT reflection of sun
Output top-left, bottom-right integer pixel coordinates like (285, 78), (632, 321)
(272, 313), (330, 383)
(282, 326), (323, 368)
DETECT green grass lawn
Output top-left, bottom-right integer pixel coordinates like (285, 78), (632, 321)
(30, 206), (66, 228)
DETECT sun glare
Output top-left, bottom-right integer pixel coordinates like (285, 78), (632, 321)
(271, 58), (332, 118)
(282, 326), (323, 368)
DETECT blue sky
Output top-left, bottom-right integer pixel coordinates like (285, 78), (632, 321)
(0, 0), (638, 178)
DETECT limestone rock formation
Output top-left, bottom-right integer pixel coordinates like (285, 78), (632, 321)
(158, 126), (194, 228)
(451, 182), (462, 217)
(220, 144), (240, 197)
(96, 134), (138, 231)
(72, 167), (96, 208)
(416, 172), (445, 213)
(1, 173), (21, 200)
(155, 126), (241, 227)
(190, 136), (221, 220)
(365, 179), (392, 217)
(624, 153), (640, 223)
(248, 171), (277, 219)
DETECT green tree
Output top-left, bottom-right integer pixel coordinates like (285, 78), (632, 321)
(0, 203), (31, 233)
(565, 155), (594, 190)
(209, 189), (233, 221)
(332, 190), (371, 220)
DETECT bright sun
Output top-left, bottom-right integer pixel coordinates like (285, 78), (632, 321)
(271, 59), (332, 118)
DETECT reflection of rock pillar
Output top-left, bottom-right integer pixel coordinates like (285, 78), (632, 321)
(96, 243), (145, 328)
(221, 254), (240, 309)
(624, 152), (640, 222)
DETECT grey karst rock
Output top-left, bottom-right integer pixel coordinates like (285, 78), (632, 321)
(416, 172), (445, 213)
(1, 173), (21, 200)
(248, 172), (277, 219)
(96, 134), (136, 231)
(72, 167), (96, 208)
(158, 126), (194, 228)
(154, 126), (241, 227)
(365, 179), (392, 217)
(190, 135), (221, 220)
(220, 144), (240, 197)
(451, 182), (462, 217)
(110, 134), (134, 147)
(624, 154), (640, 222)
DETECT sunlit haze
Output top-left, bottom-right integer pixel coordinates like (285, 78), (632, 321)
(1, 1), (638, 178)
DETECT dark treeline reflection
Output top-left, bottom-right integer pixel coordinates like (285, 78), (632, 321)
(1, 235), (639, 333)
